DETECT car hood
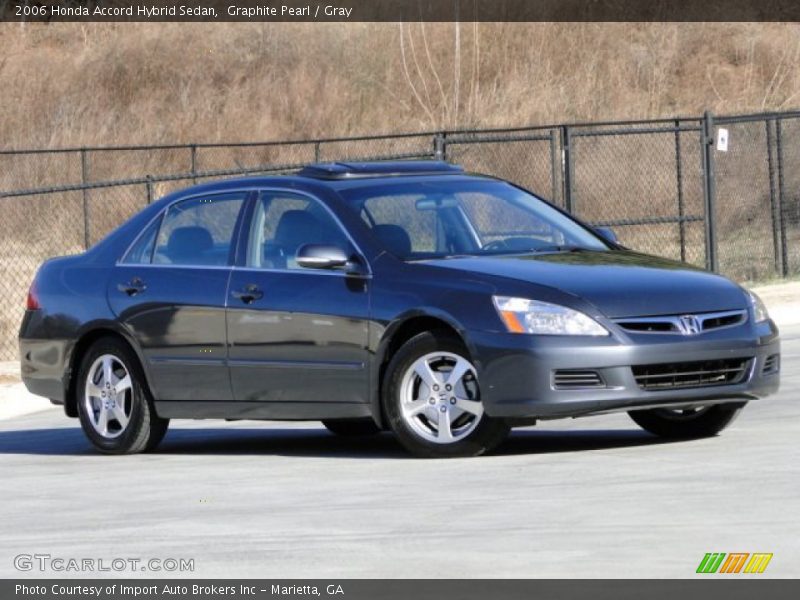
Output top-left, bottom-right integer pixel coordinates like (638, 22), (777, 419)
(421, 250), (748, 318)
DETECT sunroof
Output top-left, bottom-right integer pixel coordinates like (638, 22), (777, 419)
(297, 161), (464, 180)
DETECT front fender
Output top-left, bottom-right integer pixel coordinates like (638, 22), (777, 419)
(368, 308), (477, 428)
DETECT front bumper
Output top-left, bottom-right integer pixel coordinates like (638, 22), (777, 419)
(472, 319), (780, 419)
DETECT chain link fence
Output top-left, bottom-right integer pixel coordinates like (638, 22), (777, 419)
(1, 110), (799, 359)
(566, 119), (706, 267)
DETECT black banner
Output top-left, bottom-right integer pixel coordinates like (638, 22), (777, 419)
(3, 0), (800, 22)
(4, 580), (800, 600)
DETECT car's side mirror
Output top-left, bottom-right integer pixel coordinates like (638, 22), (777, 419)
(595, 227), (618, 244)
(296, 244), (365, 275)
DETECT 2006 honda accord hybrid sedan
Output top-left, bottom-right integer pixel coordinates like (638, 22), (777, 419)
(20, 161), (780, 457)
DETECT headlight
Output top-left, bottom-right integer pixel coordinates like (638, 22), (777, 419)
(747, 290), (770, 323)
(492, 296), (609, 336)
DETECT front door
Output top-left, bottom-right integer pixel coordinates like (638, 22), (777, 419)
(226, 191), (370, 405)
(109, 191), (248, 401)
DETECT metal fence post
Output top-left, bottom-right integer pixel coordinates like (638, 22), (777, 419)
(766, 119), (782, 275)
(80, 149), (90, 250)
(190, 145), (197, 184)
(314, 142), (321, 162)
(674, 120), (686, 262)
(433, 133), (447, 161)
(146, 175), (153, 204)
(549, 128), (559, 204)
(701, 111), (718, 272)
(775, 119), (789, 277)
(560, 125), (574, 213)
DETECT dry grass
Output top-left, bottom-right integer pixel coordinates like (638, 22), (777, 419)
(2, 22), (800, 148)
(2, 22), (800, 360)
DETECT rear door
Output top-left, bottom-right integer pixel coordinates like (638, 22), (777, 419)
(109, 191), (249, 401)
(226, 190), (371, 404)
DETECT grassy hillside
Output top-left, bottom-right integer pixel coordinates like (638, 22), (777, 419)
(1, 22), (799, 359)
(2, 22), (800, 148)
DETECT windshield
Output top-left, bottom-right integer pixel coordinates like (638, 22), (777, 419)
(339, 178), (610, 260)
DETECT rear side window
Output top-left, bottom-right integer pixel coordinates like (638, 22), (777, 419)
(152, 193), (246, 266)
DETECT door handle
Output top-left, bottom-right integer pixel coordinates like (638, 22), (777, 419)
(117, 278), (146, 296)
(231, 284), (263, 304)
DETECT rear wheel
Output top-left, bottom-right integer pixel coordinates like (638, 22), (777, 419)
(322, 418), (381, 436)
(628, 404), (745, 439)
(76, 337), (169, 454)
(383, 331), (509, 458)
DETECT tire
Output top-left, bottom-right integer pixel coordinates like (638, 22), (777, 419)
(628, 403), (745, 439)
(322, 418), (381, 436)
(76, 337), (169, 454)
(382, 331), (509, 458)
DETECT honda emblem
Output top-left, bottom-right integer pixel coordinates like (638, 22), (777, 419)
(677, 315), (702, 335)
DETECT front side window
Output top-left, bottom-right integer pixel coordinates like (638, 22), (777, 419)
(342, 179), (610, 259)
(152, 193), (246, 266)
(247, 192), (350, 270)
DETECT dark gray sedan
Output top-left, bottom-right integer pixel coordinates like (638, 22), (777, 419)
(19, 161), (780, 457)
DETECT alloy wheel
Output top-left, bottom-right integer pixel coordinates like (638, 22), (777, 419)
(83, 354), (133, 439)
(399, 351), (484, 444)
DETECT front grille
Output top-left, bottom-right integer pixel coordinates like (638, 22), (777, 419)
(762, 354), (780, 375)
(618, 320), (675, 333)
(703, 312), (746, 330)
(614, 310), (747, 335)
(632, 358), (751, 391)
(553, 369), (605, 390)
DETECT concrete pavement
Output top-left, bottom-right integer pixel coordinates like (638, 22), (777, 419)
(0, 325), (797, 579)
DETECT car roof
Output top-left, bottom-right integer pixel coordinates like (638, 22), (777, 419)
(156, 161), (498, 203)
(296, 160), (464, 179)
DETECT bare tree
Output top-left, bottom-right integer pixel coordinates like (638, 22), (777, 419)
(397, 17), (482, 128)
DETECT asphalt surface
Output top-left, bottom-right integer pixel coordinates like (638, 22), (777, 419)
(1, 325), (798, 579)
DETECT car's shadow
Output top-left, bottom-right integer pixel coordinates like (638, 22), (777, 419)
(0, 425), (682, 458)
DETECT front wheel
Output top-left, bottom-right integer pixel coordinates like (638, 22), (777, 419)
(628, 403), (745, 439)
(76, 337), (169, 454)
(383, 331), (509, 458)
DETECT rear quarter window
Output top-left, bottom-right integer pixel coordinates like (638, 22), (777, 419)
(121, 216), (160, 264)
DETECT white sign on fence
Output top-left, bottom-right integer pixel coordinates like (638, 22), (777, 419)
(717, 128), (729, 152)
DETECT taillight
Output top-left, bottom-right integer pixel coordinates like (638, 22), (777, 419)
(26, 281), (40, 310)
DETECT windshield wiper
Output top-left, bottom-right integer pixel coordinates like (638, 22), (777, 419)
(529, 245), (588, 253)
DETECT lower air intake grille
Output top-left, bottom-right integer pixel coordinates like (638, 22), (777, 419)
(632, 358), (751, 391)
(553, 370), (605, 390)
(762, 354), (780, 375)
